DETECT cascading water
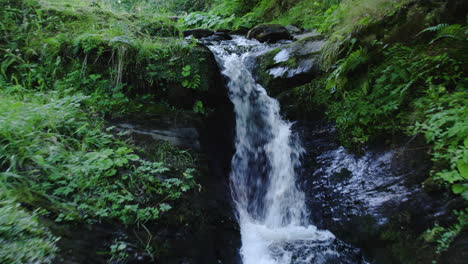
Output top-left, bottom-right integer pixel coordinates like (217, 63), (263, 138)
(206, 36), (346, 264)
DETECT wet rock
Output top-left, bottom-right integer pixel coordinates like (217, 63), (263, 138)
(253, 35), (326, 96)
(203, 31), (232, 41)
(247, 24), (291, 42)
(229, 27), (250, 35)
(183, 28), (214, 39)
(330, 168), (353, 184)
(297, 122), (456, 264)
(293, 30), (321, 41)
(113, 121), (201, 150)
(285, 25), (302, 34)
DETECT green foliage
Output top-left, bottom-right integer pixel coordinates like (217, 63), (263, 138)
(109, 240), (130, 262)
(182, 0), (342, 30)
(44, 0), (212, 14)
(414, 91), (468, 197)
(321, 0), (410, 68)
(182, 12), (235, 29)
(326, 47), (368, 94)
(423, 210), (468, 254)
(270, 0), (341, 29)
(0, 0), (214, 115)
(0, 198), (58, 264)
(0, 89), (199, 226)
(193, 100), (205, 114)
(326, 44), (464, 146)
(181, 65), (201, 89)
(419, 23), (468, 44)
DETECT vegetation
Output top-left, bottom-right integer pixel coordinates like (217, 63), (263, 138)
(0, 0), (466, 262)
(0, 0), (207, 261)
(0, 198), (58, 264)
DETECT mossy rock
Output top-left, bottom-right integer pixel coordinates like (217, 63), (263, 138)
(247, 24), (291, 42)
(183, 28), (214, 39)
(253, 35), (326, 96)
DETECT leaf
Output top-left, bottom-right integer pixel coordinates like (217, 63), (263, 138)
(457, 159), (468, 180)
(114, 158), (128, 167)
(452, 183), (468, 194)
(99, 158), (114, 170)
(462, 191), (468, 200)
(126, 154), (139, 161)
(159, 203), (172, 212)
(117, 243), (126, 251)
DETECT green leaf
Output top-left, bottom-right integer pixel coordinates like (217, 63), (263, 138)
(126, 154), (139, 161)
(457, 159), (468, 180)
(114, 158), (128, 167)
(117, 243), (126, 251)
(99, 158), (114, 170)
(462, 191), (468, 200)
(452, 183), (468, 194)
(159, 203), (172, 212)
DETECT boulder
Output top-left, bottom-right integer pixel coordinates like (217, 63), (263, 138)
(229, 27), (250, 35)
(253, 35), (326, 96)
(203, 31), (233, 42)
(285, 25), (302, 34)
(183, 28), (214, 39)
(247, 24), (291, 42)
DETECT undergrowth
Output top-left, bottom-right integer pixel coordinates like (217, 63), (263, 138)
(0, 198), (58, 264)
(0, 0), (206, 262)
(1, 0), (211, 115)
(0, 82), (200, 261)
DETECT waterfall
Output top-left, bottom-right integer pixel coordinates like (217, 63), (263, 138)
(207, 37), (339, 264)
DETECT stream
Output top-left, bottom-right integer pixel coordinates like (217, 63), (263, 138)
(206, 36), (367, 264)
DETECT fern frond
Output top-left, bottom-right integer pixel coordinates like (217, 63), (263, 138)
(418, 23), (450, 36)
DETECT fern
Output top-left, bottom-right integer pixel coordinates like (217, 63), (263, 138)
(418, 23), (450, 34)
(419, 23), (467, 44)
(326, 47), (368, 93)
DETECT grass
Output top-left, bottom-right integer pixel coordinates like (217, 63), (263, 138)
(0, 198), (58, 264)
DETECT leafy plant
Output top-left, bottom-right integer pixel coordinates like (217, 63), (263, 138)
(0, 88), (199, 226)
(182, 12), (235, 29)
(419, 24), (467, 44)
(414, 91), (468, 198)
(192, 100), (205, 114)
(181, 65), (201, 90)
(326, 44), (464, 147)
(423, 210), (468, 254)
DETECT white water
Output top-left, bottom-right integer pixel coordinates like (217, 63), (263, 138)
(207, 37), (337, 264)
